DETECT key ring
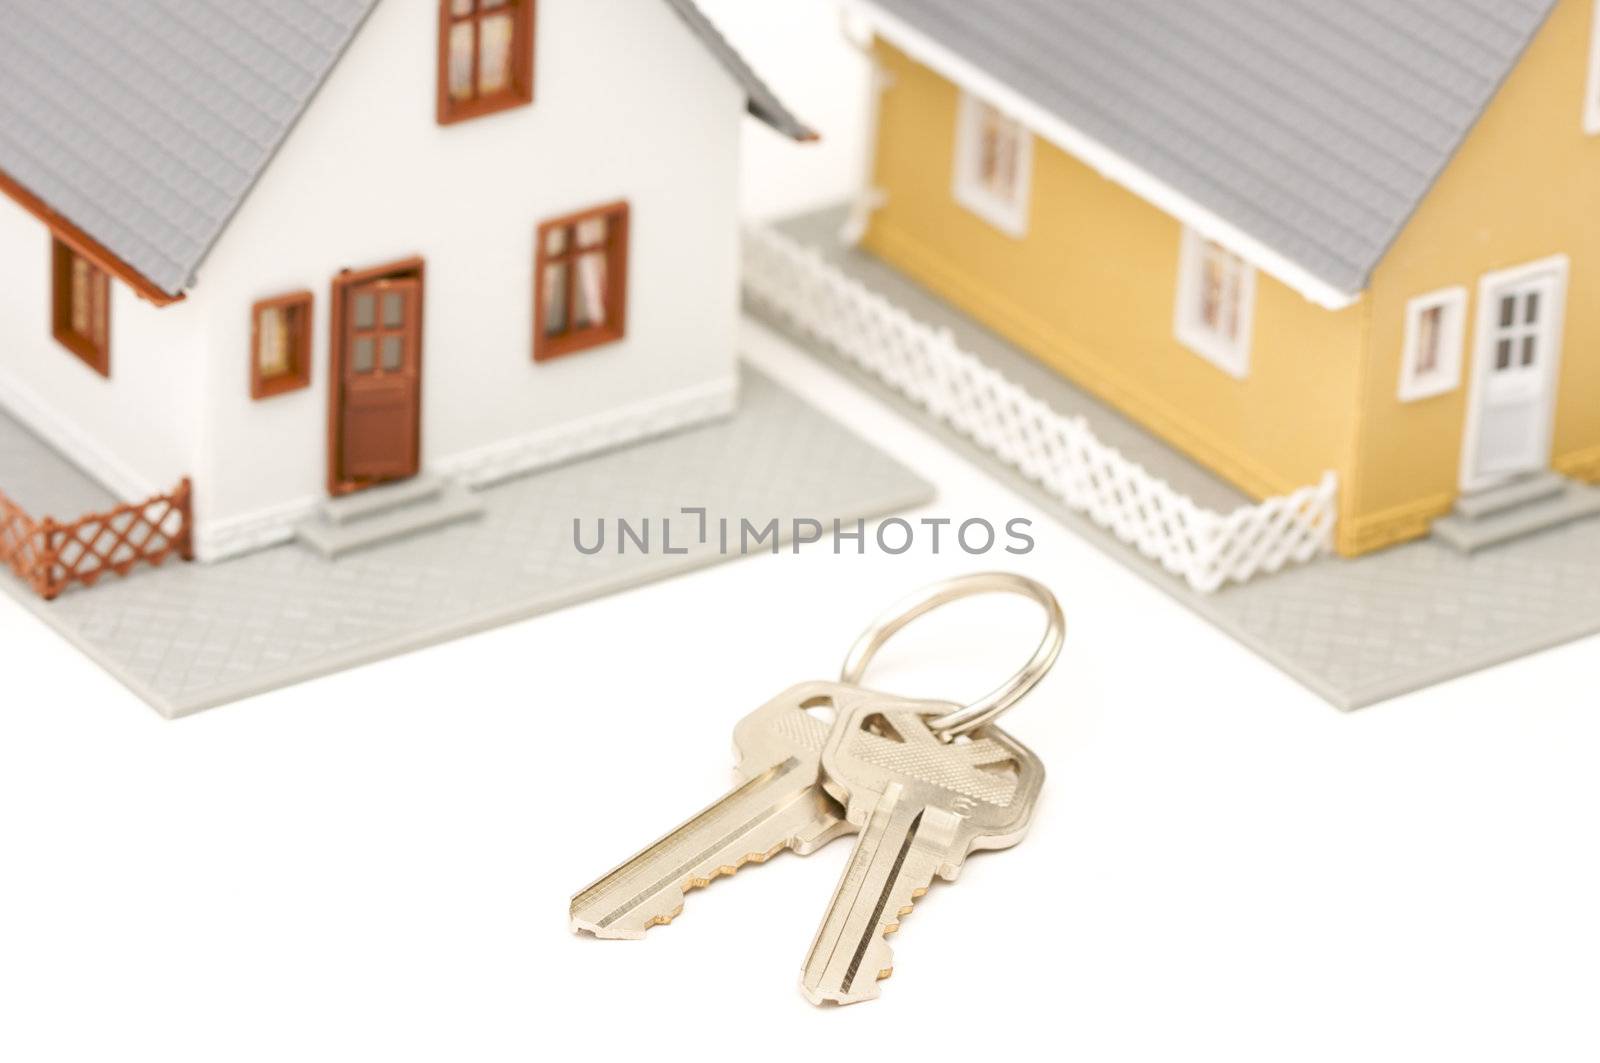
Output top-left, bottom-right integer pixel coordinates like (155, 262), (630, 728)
(839, 572), (1064, 739)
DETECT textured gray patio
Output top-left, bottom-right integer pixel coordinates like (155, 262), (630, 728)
(759, 208), (1600, 710)
(0, 369), (933, 718)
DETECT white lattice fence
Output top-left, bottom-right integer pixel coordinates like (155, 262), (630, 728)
(742, 224), (1337, 593)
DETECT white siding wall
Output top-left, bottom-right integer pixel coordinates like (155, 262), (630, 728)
(0, 194), (205, 508)
(190, 0), (748, 557)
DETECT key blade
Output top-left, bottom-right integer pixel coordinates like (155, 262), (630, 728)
(571, 756), (847, 939)
(801, 702), (1046, 1005)
(800, 785), (955, 1005)
(569, 682), (929, 942)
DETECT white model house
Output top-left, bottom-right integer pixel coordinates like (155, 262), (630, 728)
(0, 0), (810, 561)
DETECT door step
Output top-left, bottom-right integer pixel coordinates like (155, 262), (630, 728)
(1433, 477), (1600, 553)
(319, 473), (446, 525)
(1451, 470), (1566, 520)
(296, 477), (484, 559)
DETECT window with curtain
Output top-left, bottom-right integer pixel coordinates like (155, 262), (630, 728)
(952, 91), (1033, 237)
(438, 0), (534, 124)
(534, 201), (630, 361)
(51, 238), (110, 376)
(1175, 228), (1256, 378)
(1397, 287), (1466, 402)
(251, 291), (313, 398)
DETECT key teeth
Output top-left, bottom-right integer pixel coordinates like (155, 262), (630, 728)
(803, 884), (931, 1005)
(644, 903), (685, 929)
(574, 840), (793, 939)
(679, 839), (789, 895)
(873, 886), (927, 979)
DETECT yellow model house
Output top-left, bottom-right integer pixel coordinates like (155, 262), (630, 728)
(847, 0), (1600, 556)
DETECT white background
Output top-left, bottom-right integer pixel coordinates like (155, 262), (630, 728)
(3, 4), (1598, 1060)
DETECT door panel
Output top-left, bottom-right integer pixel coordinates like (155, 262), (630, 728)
(1463, 260), (1566, 490)
(337, 276), (420, 487)
(342, 379), (415, 478)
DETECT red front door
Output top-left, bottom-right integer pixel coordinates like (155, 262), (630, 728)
(331, 266), (422, 493)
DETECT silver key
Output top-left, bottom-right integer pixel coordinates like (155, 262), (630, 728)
(571, 681), (887, 940)
(800, 698), (1045, 1005)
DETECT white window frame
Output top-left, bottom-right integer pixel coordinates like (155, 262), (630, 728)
(1174, 227), (1255, 378)
(951, 90), (1033, 238)
(1396, 287), (1467, 402)
(1587, 0), (1600, 135)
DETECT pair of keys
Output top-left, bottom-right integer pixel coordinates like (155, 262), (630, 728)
(570, 573), (1064, 1006)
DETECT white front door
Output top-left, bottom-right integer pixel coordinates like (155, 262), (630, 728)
(1461, 256), (1569, 490)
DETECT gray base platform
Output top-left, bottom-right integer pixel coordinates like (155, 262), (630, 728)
(0, 368), (933, 718)
(756, 207), (1600, 710)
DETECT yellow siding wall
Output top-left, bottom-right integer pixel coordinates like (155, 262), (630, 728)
(863, 38), (1367, 544)
(1353, 0), (1600, 552)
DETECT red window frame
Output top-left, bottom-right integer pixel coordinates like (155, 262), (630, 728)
(51, 237), (110, 376)
(250, 291), (314, 399)
(533, 201), (630, 362)
(436, 0), (536, 125)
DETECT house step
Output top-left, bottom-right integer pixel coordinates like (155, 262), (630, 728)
(1432, 482), (1600, 553)
(1452, 471), (1567, 521)
(318, 473), (445, 525)
(296, 480), (483, 559)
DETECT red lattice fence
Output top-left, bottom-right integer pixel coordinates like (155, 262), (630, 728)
(0, 478), (193, 600)
(0, 489), (46, 592)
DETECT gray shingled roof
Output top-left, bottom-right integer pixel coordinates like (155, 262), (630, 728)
(0, 0), (378, 299)
(863, 0), (1558, 297)
(0, 0), (810, 299)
